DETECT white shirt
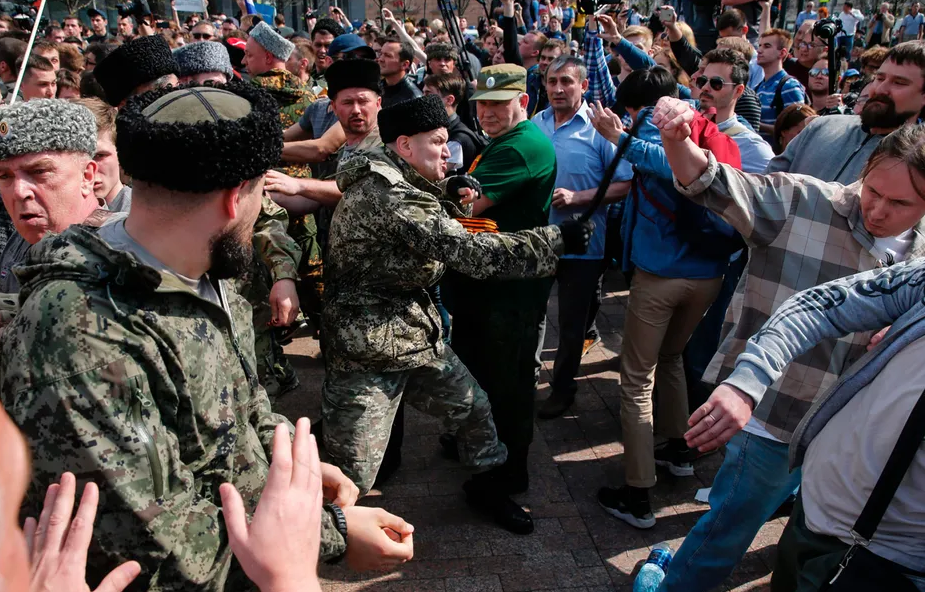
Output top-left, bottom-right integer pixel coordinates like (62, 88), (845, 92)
(802, 335), (925, 571)
(871, 228), (915, 266)
(837, 9), (865, 36)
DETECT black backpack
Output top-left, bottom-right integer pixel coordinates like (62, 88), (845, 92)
(771, 73), (807, 116)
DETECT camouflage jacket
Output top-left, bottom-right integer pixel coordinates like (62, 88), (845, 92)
(250, 68), (315, 180)
(323, 147), (564, 373)
(254, 194), (301, 283)
(0, 226), (345, 592)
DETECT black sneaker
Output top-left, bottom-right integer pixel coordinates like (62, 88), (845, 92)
(598, 486), (656, 529)
(654, 439), (696, 477)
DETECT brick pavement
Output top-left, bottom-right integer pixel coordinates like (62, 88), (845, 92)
(276, 272), (786, 592)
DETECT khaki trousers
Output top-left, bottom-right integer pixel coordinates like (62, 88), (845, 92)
(620, 269), (723, 488)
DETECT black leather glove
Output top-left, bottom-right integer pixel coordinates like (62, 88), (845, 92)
(446, 174), (482, 200)
(558, 219), (594, 255)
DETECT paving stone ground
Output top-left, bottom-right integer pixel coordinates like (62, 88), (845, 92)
(276, 272), (785, 592)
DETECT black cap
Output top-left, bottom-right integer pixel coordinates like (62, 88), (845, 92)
(326, 59), (381, 99)
(378, 94), (450, 144)
(87, 7), (106, 19)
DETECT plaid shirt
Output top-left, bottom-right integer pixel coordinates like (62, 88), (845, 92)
(676, 151), (925, 441)
(583, 29), (616, 108)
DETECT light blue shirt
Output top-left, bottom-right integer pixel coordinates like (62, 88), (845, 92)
(532, 102), (633, 260)
(795, 10), (814, 28)
(717, 117), (775, 173)
(748, 54), (764, 90)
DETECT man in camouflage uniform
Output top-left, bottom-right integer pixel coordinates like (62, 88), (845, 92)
(244, 21), (321, 395)
(1, 83), (414, 590)
(323, 94), (593, 535)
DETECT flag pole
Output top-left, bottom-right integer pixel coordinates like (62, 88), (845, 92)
(9, 0), (48, 106)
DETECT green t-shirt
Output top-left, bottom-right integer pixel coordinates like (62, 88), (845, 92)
(443, 119), (557, 311)
(471, 119), (557, 232)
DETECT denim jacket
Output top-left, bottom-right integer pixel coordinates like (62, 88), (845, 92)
(619, 108), (740, 279)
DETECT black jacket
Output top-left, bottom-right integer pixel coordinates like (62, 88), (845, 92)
(381, 76), (423, 108)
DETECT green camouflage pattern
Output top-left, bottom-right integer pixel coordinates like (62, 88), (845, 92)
(246, 195), (302, 394)
(250, 68), (323, 317)
(323, 146), (564, 374)
(323, 348), (507, 495)
(0, 225), (345, 591)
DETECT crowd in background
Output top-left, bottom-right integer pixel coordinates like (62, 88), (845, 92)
(0, 0), (924, 591)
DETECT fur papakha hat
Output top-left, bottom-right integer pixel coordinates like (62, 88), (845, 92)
(116, 82), (282, 193)
(249, 21), (295, 61)
(326, 59), (381, 99)
(0, 99), (96, 161)
(426, 42), (459, 62)
(94, 35), (180, 107)
(378, 94), (450, 144)
(174, 41), (234, 80)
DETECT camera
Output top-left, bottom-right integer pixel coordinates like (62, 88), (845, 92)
(116, 0), (151, 19)
(812, 17), (843, 40)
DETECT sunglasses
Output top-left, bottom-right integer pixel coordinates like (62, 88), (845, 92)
(695, 75), (736, 91)
(192, 32), (213, 40)
(809, 67), (829, 77)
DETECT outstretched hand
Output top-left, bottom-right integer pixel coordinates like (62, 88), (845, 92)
(220, 419), (323, 592)
(588, 101), (624, 145)
(26, 473), (142, 592)
(685, 384), (755, 452)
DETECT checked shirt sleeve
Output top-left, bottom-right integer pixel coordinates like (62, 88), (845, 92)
(583, 29), (617, 108)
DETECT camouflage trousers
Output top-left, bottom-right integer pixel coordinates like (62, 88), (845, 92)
(238, 257), (298, 399)
(322, 348), (508, 495)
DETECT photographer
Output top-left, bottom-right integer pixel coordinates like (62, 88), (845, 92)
(867, 2), (894, 48)
(835, 1), (864, 61)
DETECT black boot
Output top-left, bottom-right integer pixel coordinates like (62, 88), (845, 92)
(537, 390), (575, 419)
(464, 469), (534, 535)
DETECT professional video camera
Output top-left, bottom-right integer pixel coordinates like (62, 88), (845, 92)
(812, 16), (843, 41)
(812, 17), (843, 94)
(116, 0), (152, 20)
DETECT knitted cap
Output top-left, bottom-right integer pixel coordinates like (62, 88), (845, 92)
(249, 21), (295, 61)
(174, 41), (234, 80)
(0, 100), (96, 161)
(116, 82), (282, 193)
(378, 94), (449, 144)
(326, 59), (381, 99)
(94, 35), (179, 106)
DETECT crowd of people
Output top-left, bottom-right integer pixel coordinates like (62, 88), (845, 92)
(0, 0), (923, 591)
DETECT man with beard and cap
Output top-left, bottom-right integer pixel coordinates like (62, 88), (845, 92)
(174, 40), (236, 84)
(244, 19), (322, 396)
(0, 100), (103, 298)
(612, 92), (925, 592)
(93, 35), (179, 107)
(768, 42), (925, 184)
(320, 92), (593, 534)
(0, 82), (417, 592)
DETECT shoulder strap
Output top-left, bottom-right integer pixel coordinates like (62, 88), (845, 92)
(852, 386), (925, 543)
(721, 122), (749, 137)
(772, 74), (795, 116)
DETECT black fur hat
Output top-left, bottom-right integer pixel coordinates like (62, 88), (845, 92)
(326, 58), (381, 99)
(116, 82), (283, 193)
(378, 94), (450, 144)
(95, 35), (180, 106)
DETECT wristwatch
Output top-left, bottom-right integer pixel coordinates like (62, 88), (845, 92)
(324, 503), (348, 564)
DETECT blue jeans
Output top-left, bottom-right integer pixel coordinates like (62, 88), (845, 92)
(660, 431), (803, 592)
